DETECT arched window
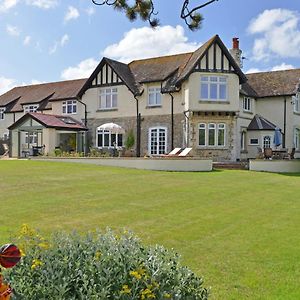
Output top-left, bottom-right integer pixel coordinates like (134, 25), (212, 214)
(263, 136), (271, 149)
(96, 127), (123, 148)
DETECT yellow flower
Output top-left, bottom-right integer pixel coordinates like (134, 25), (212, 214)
(120, 284), (131, 294)
(38, 242), (49, 250)
(31, 259), (43, 270)
(140, 288), (156, 299)
(19, 248), (26, 257)
(164, 293), (171, 298)
(129, 270), (142, 280)
(94, 251), (102, 261)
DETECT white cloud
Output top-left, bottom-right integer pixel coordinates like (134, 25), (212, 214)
(26, 0), (57, 9)
(6, 24), (20, 36)
(60, 34), (69, 47)
(0, 0), (18, 13)
(271, 63), (295, 71)
(61, 58), (98, 80)
(0, 76), (16, 95)
(102, 25), (202, 63)
(49, 34), (69, 54)
(49, 42), (58, 54)
(248, 9), (300, 61)
(23, 35), (31, 46)
(246, 63), (295, 74)
(86, 7), (95, 16)
(64, 6), (79, 23)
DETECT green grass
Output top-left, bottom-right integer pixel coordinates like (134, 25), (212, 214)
(1, 160), (300, 299)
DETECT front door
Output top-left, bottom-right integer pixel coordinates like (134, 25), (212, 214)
(149, 127), (167, 155)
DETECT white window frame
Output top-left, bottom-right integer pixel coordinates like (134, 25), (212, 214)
(62, 100), (77, 115)
(99, 88), (118, 110)
(198, 123), (206, 146)
(294, 128), (300, 150)
(0, 107), (5, 120)
(198, 123), (226, 147)
(249, 138), (259, 146)
(148, 87), (162, 107)
(148, 127), (167, 155)
(262, 135), (272, 149)
(243, 97), (252, 112)
(200, 76), (228, 101)
(25, 132), (38, 145)
(24, 104), (39, 113)
(293, 94), (300, 113)
(96, 128), (123, 149)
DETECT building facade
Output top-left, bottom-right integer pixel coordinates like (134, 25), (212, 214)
(0, 35), (300, 160)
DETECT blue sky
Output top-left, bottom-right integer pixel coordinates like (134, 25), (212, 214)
(0, 0), (300, 93)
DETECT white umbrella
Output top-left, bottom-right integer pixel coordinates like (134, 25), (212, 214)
(98, 123), (125, 134)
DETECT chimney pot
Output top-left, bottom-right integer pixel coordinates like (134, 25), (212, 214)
(233, 37), (239, 49)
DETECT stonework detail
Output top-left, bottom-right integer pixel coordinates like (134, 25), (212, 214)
(87, 114), (185, 155)
(189, 112), (237, 161)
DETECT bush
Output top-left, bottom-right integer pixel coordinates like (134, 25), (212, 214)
(6, 226), (209, 300)
(125, 129), (135, 150)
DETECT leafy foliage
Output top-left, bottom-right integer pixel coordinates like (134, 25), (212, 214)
(92, 0), (220, 30)
(6, 226), (209, 299)
(125, 129), (135, 150)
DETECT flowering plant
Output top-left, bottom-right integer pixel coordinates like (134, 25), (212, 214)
(6, 225), (209, 299)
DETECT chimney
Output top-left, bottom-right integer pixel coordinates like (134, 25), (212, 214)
(229, 37), (243, 68)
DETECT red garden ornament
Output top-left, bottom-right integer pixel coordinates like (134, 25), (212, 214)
(0, 244), (21, 269)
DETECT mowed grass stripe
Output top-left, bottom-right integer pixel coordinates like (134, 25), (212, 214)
(0, 160), (300, 299)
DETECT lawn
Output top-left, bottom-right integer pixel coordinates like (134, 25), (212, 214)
(1, 160), (300, 299)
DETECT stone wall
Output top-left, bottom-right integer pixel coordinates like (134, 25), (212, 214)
(189, 112), (237, 161)
(87, 113), (185, 155)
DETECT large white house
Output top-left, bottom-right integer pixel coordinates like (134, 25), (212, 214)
(0, 35), (300, 160)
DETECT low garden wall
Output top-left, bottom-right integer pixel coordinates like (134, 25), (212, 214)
(33, 157), (213, 172)
(249, 159), (300, 173)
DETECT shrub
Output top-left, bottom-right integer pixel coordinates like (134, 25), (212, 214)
(125, 129), (135, 150)
(6, 226), (209, 300)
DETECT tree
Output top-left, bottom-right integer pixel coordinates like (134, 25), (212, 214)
(91, 0), (219, 31)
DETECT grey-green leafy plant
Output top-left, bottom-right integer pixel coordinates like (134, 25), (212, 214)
(6, 228), (209, 300)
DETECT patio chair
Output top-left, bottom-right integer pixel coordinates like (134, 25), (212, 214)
(178, 147), (192, 157)
(263, 147), (273, 159)
(283, 148), (295, 160)
(167, 148), (182, 156)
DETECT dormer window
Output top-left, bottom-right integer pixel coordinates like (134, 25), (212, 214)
(243, 97), (252, 112)
(200, 76), (227, 101)
(24, 104), (39, 113)
(148, 87), (161, 106)
(62, 100), (77, 114)
(0, 108), (5, 120)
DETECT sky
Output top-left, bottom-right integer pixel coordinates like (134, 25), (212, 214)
(0, 0), (300, 94)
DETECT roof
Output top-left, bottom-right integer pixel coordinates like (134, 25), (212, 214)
(247, 114), (278, 131)
(0, 79), (87, 112)
(245, 69), (300, 98)
(129, 52), (192, 84)
(8, 112), (87, 131)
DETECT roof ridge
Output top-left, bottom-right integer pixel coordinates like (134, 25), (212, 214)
(247, 68), (300, 75)
(12, 78), (88, 90)
(128, 52), (193, 65)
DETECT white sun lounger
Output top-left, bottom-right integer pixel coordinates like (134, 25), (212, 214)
(178, 147), (192, 157)
(168, 148), (182, 156)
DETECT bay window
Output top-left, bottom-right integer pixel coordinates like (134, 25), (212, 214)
(200, 76), (227, 101)
(97, 129), (123, 148)
(198, 123), (226, 147)
(99, 88), (118, 109)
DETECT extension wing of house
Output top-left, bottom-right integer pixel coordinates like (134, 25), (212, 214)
(1, 34), (300, 160)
